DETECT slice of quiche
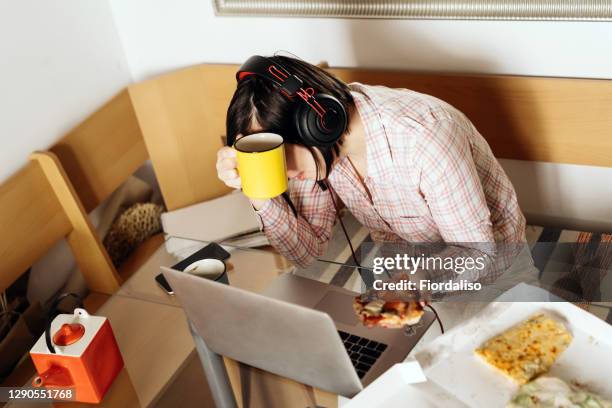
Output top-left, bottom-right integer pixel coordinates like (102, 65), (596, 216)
(475, 314), (572, 384)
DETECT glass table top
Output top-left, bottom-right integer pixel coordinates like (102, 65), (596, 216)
(115, 234), (366, 307)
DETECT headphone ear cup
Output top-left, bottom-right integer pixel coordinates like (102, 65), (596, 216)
(294, 94), (347, 147)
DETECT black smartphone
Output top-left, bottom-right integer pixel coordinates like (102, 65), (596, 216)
(155, 242), (231, 295)
(155, 273), (174, 295)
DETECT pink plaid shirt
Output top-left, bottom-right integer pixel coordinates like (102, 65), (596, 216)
(255, 83), (526, 282)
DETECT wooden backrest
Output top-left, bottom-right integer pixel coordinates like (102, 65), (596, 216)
(1, 88), (149, 296)
(329, 68), (612, 167)
(50, 90), (148, 213)
(5, 88), (145, 295)
(0, 161), (71, 293)
(128, 64), (612, 211)
(0, 153), (122, 295)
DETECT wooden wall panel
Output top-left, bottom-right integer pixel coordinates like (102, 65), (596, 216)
(128, 65), (233, 211)
(50, 90), (148, 213)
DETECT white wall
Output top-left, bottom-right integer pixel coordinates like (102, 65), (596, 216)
(110, 0), (612, 81)
(0, 0), (131, 183)
(108, 1), (612, 230)
(500, 160), (612, 232)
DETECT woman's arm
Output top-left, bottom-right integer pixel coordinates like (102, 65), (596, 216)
(255, 179), (337, 267)
(217, 146), (337, 267)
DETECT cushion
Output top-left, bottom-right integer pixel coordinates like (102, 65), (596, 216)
(525, 225), (611, 321)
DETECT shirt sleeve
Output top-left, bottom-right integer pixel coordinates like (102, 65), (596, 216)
(254, 179), (337, 267)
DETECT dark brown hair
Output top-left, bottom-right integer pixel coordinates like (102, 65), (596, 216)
(226, 55), (354, 178)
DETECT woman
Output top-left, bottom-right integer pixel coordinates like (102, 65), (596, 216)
(216, 55), (526, 288)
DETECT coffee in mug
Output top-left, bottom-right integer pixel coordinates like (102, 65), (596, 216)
(234, 133), (288, 199)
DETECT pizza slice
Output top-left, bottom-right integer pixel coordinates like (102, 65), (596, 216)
(353, 297), (424, 328)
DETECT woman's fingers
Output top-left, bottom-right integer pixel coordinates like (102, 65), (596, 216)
(216, 147), (241, 189)
(217, 146), (236, 159)
(219, 169), (239, 181)
(216, 157), (237, 172)
(216, 148), (237, 172)
(225, 178), (241, 189)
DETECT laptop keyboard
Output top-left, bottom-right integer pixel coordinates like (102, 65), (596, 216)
(338, 331), (388, 379)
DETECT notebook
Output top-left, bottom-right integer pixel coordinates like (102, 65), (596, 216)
(161, 191), (263, 244)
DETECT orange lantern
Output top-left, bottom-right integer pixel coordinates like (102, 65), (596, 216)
(30, 308), (124, 403)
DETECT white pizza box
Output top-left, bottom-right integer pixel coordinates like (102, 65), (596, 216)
(343, 361), (467, 408)
(419, 284), (612, 406)
(346, 284), (612, 407)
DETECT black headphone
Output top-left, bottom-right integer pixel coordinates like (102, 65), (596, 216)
(236, 55), (348, 148)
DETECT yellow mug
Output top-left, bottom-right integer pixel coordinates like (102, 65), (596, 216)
(234, 133), (288, 199)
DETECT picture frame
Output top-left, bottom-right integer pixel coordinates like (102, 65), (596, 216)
(213, 0), (612, 21)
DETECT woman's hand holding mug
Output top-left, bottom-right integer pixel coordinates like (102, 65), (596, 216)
(216, 146), (268, 210)
(216, 147), (241, 188)
(216, 133), (288, 210)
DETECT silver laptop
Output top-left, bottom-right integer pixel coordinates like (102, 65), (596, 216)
(162, 267), (435, 397)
